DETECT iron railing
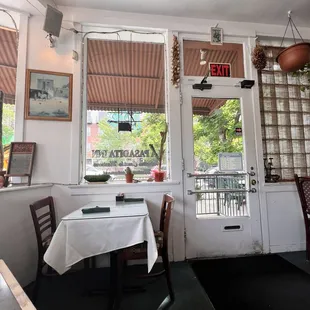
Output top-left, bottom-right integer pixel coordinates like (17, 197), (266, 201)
(188, 173), (250, 217)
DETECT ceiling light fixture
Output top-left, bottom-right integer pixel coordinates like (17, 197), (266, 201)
(200, 49), (207, 65)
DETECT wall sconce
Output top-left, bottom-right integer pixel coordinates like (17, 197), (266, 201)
(200, 49), (207, 65)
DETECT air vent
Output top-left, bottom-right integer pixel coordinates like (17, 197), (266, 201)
(223, 225), (243, 232)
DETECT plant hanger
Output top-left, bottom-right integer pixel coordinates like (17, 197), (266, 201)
(276, 11), (310, 73)
(280, 11), (304, 47)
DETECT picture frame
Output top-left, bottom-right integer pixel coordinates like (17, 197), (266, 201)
(210, 27), (223, 45)
(25, 69), (73, 121)
(6, 142), (36, 186)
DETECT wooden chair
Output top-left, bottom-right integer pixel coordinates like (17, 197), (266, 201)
(123, 194), (175, 302)
(294, 174), (310, 261)
(30, 196), (56, 302)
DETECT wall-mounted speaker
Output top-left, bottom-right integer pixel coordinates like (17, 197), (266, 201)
(43, 5), (63, 37)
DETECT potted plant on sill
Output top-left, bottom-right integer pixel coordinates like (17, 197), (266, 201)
(125, 167), (134, 183)
(149, 123), (168, 182)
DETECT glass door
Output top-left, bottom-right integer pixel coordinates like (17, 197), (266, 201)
(182, 85), (262, 259)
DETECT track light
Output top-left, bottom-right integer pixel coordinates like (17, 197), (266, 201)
(200, 49), (207, 65)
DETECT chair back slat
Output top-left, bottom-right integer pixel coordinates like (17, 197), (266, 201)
(39, 217), (51, 229)
(159, 194), (175, 250)
(40, 224), (52, 235)
(42, 234), (53, 244)
(30, 196), (56, 258)
(37, 211), (52, 222)
(294, 174), (310, 230)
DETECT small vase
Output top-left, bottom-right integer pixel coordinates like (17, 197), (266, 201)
(154, 171), (165, 182)
(125, 173), (134, 183)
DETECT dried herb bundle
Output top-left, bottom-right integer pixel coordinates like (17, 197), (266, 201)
(252, 45), (267, 70)
(171, 35), (180, 88)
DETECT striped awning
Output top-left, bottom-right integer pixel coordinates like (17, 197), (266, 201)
(87, 39), (243, 115)
(87, 39), (165, 113)
(0, 27), (17, 104)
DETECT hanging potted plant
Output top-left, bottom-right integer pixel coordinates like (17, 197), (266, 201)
(276, 11), (310, 73)
(149, 123), (168, 182)
(292, 62), (310, 91)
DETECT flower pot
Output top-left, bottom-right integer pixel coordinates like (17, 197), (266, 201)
(125, 173), (134, 183)
(276, 42), (310, 72)
(154, 171), (165, 182)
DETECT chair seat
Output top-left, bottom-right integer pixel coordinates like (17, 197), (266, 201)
(124, 231), (164, 258)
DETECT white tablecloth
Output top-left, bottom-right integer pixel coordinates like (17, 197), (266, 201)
(44, 201), (158, 275)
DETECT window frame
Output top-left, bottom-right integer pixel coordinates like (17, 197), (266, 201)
(258, 45), (310, 181)
(80, 26), (170, 184)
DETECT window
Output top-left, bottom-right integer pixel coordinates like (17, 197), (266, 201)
(87, 143), (91, 152)
(87, 127), (91, 137)
(183, 40), (245, 78)
(85, 33), (167, 181)
(0, 28), (17, 172)
(259, 46), (310, 180)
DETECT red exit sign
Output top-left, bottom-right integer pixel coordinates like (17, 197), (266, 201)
(209, 63), (231, 77)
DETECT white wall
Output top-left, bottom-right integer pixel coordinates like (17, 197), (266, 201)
(0, 185), (52, 286)
(23, 16), (76, 184)
(0, 9), (20, 29)
(60, 7), (310, 40)
(262, 184), (306, 253)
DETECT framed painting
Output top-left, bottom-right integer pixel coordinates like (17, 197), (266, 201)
(6, 142), (36, 186)
(25, 69), (73, 121)
(210, 27), (223, 45)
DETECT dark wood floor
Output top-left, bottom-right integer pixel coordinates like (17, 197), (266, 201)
(25, 262), (213, 310)
(25, 252), (310, 310)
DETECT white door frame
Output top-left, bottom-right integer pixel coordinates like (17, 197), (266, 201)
(178, 32), (267, 258)
(182, 84), (263, 259)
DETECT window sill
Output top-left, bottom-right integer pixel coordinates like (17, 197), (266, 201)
(70, 180), (180, 189)
(69, 180), (181, 196)
(0, 183), (53, 194)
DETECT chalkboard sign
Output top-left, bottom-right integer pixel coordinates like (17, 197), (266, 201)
(6, 142), (36, 186)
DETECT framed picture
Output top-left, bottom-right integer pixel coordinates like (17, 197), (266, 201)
(25, 69), (73, 121)
(6, 142), (36, 186)
(210, 27), (223, 45)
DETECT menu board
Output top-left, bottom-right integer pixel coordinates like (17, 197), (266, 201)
(218, 152), (243, 172)
(7, 142), (36, 186)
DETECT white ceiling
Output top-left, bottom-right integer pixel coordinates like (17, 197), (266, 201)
(55, 0), (310, 27)
(0, 0), (309, 28)
(0, 0), (44, 15)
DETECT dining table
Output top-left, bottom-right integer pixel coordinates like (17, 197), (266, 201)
(0, 259), (36, 310)
(44, 200), (158, 310)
